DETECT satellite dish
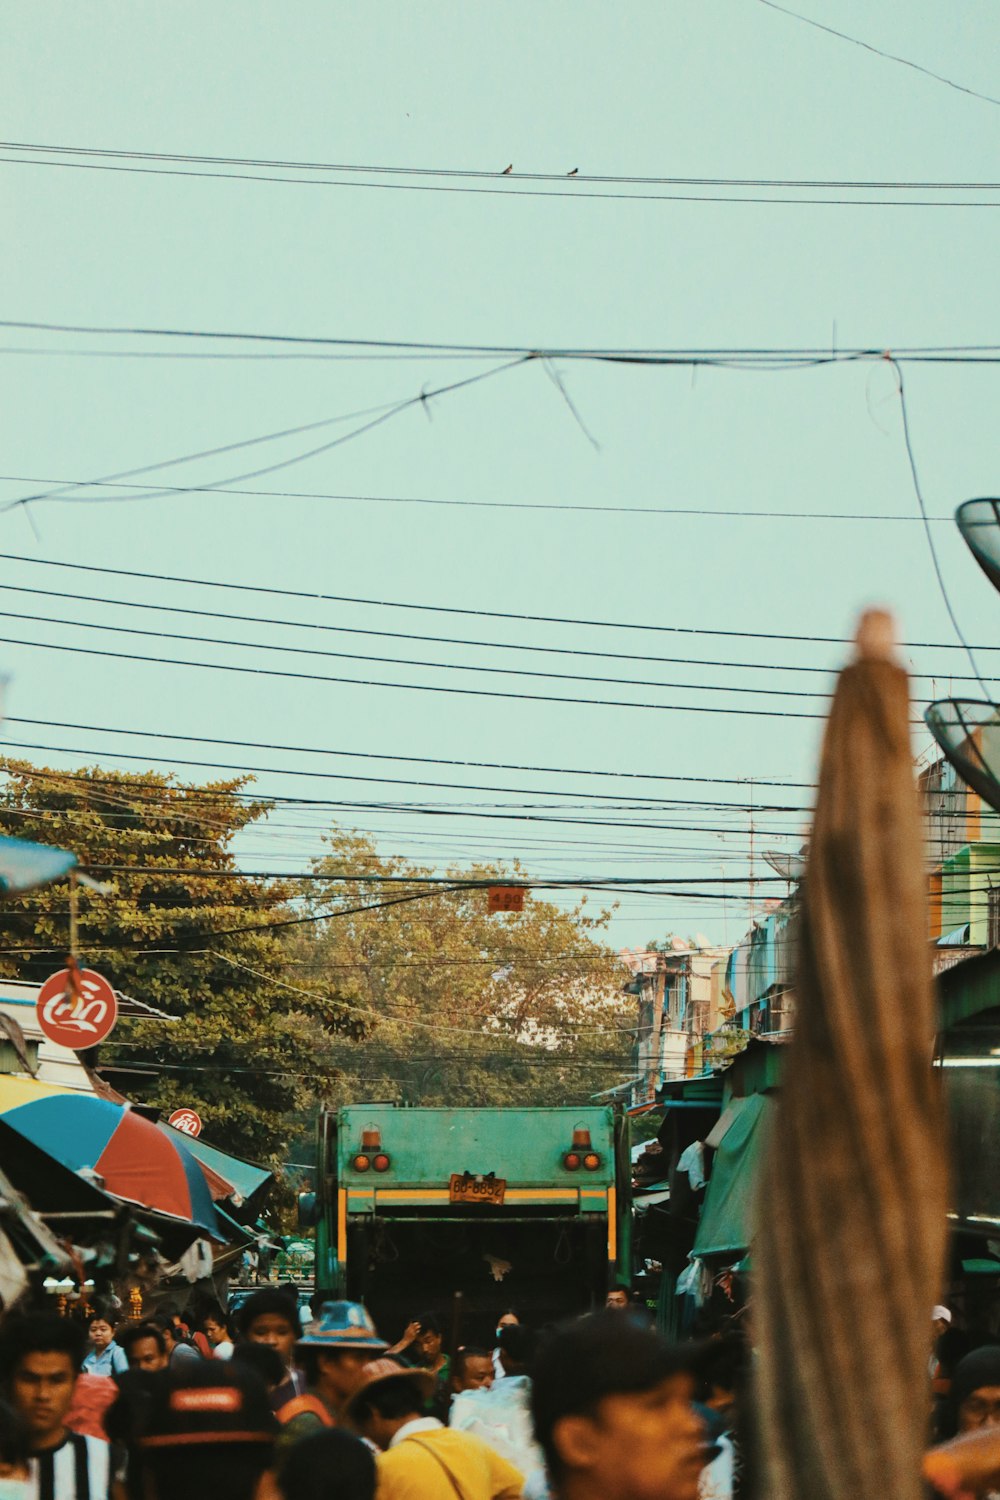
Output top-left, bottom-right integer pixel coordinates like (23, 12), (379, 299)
(957, 499), (1000, 596)
(763, 850), (807, 880)
(925, 699), (1000, 816)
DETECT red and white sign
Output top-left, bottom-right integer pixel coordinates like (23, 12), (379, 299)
(36, 967), (118, 1049)
(168, 1108), (203, 1138)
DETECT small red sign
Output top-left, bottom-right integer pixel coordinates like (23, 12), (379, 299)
(36, 967), (118, 1049)
(168, 1108), (203, 1138)
(487, 886), (525, 913)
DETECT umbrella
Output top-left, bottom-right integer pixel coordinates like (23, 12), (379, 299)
(1, 1094), (220, 1237)
(755, 610), (948, 1500)
(0, 835), (75, 894)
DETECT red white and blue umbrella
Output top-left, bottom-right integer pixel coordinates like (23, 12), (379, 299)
(1, 1093), (220, 1236)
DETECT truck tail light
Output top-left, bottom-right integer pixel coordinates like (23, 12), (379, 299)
(352, 1154), (371, 1172)
(563, 1151), (581, 1170)
(572, 1127), (592, 1149)
(583, 1152), (601, 1170)
(372, 1153), (391, 1172)
(362, 1126), (382, 1151)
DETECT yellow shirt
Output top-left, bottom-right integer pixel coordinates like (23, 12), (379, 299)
(377, 1420), (524, 1500)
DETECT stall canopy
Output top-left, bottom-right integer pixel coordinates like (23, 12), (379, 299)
(2, 1094), (221, 1238)
(159, 1125), (272, 1212)
(692, 1094), (774, 1259)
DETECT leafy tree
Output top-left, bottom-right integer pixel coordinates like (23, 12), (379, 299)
(287, 831), (634, 1108)
(0, 760), (363, 1162)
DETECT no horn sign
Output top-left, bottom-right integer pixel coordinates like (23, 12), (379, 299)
(36, 967), (118, 1049)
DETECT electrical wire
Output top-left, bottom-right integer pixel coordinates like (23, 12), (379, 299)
(1, 550), (997, 653)
(5, 149), (1000, 207)
(755, 0), (1000, 110)
(7, 139), (1000, 190)
(0, 473), (960, 523)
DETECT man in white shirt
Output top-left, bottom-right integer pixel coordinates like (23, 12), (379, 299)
(0, 1313), (109, 1500)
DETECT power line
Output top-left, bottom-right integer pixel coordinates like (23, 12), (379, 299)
(8, 139), (1000, 190)
(0, 605), (841, 702)
(755, 0), (1000, 110)
(6, 148), (1000, 207)
(7, 320), (1000, 361)
(0, 579), (980, 683)
(1, 550), (995, 653)
(1, 714), (811, 788)
(0, 473), (959, 524)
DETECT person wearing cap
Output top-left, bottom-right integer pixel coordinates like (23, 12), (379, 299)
(136, 1358), (276, 1500)
(939, 1346), (1000, 1440)
(345, 1360), (523, 1500)
(529, 1311), (708, 1500)
(277, 1303), (387, 1451)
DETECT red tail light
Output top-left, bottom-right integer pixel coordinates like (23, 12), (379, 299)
(372, 1153), (391, 1172)
(563, 1151), (581, 1170)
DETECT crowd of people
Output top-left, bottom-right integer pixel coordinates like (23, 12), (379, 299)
(0, 1285), (998, 1500)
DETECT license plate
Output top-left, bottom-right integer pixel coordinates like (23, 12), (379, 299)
(449, 1172), (506, 1206)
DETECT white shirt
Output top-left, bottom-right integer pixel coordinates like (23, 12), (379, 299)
(31, 1433), (109, 1500)
(212, 1340), (235, 1361)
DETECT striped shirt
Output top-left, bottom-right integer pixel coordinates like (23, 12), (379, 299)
(31, 1433), (109, 1500)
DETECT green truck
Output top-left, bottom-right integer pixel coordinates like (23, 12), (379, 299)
(302, 1104), (630, 1340)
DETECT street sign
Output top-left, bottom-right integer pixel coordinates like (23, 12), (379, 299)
(487, 886), (525, 913)
(168, 1108), (203, 1138)
(36, 966), (118, 1049)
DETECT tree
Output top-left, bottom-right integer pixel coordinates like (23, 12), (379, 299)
(287, 831), (634, 1108)
(0, 760), (363, 1163)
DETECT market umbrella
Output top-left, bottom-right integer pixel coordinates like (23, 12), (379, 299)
(1, 1094), (220, 1238)
(0, 835), (75, 894)
(755, 610), (948, 1500)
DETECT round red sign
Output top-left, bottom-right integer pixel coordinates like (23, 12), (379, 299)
(168, 1108), (203, 1138)
(36, 967), (118, 1049)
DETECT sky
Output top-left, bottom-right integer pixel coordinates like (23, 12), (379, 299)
(3, 1), (1000, 959)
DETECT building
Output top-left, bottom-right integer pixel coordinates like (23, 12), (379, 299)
(622, 943), (729, 1106)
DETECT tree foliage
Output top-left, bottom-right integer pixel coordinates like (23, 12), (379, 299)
(0, 760), (364, 1163)
(289, 831), (634, 1108)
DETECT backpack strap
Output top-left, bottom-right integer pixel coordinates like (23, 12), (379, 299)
(279, 1394), (335, 1427)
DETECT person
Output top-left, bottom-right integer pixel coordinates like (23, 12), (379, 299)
(118, 1325), (169, 1375)
(346, 1359), (523, 1500)
(0, 1398), (31, 1493)
(136, 1358), (276, 1500)
(450, 1325), (543, 1480)
(201, 1306), (235, 1361)
(153, 1317), (200, 1369)
(237, 1289), (305, 1413)
(530, 1311), (708, 1500)
(388, 1313), (449, 1382)
(278, 1302), (387, 1448)
(452, 1348), (494, 1397)
(82, 1315), (128, 1379)
(605, 1290), (630, 1312)
(276, 1427), (375, 1500)
(943, 1346), (1000, 1438)
(232, 1342), (292, 1397)
(0, 1312), (110, 1500)
(492, 1312), (519, 1382)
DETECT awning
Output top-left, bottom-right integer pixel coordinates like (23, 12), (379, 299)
(693, 1093), (774, 1258)
(163, 1128), (272, 1209)
(0, 1074), (75, 1110)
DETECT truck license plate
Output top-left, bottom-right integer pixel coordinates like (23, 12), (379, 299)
(449, 1172), (506, 1206)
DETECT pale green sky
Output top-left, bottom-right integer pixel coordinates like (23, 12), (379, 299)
(3, 1), (1000, 953)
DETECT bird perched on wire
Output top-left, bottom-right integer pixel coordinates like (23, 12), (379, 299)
(501, 164), (513, 174)
(567, 168), (578, 176)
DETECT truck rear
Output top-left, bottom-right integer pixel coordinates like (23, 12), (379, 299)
(308, 1105), (629, 1342)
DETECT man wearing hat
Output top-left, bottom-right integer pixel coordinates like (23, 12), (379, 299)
(278, 1302), (388, 1449)
(136, 1358), (276, 1500)
(346, 1359), (524, 1500)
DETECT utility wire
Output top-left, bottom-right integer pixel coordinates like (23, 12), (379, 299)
(755, 0), (1000, 110)
(0, 473), (960, 523)
(5, 149), (1000, 207)
(1, 549), (998, 652)
(7, 139), (1000, 190)
(1, 715), (810, 788)
(0, 579), (981, 682)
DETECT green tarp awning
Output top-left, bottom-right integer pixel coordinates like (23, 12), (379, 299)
(693, 1093), (773, 1258)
